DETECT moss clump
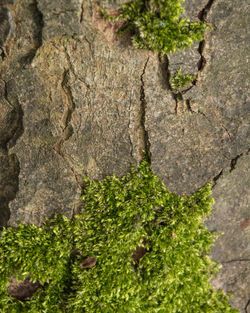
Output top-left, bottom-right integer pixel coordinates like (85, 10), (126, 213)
(170, 68), (195, 91)
(0, 161), (238, 312)
(101, 0), (207, 54)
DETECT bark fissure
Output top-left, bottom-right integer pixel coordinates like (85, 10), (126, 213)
(221, 258), (250, 264)
(128, 95), (135, 160)
(33, 0), (44, 49)
(20, 0), (44, 65)
(158, 54), (198, 114)
(80, 0), (85, 23)
(198, 0), (216, 21)
(230, 153), (243, 172)
(245, 299), (250, 313)
(139, 56), (150, 162)
(0, 80), (21, 227)
(186, 99), (195, 113)
(158, 54), (179, 113)
(53, 70), (82, 188)
(196, 0), (215, 74)
(212, 169), (223, 187)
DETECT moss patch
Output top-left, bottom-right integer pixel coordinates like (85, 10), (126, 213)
(170, 68), (195, 91)
(0, 161), (238, 312)
(101, 0), (208, 54)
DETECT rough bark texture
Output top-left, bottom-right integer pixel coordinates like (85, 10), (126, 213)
(0, 0), (249, 311)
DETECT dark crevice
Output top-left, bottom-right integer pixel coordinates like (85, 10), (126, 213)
(212, 169), (223, 188)
(33, 0), (44, 47)
(195, 0), (215, 78)
(181, 84), (195, 95)
(158, 53), (172, 91)
(230, 153), (243, 172)
(221, 125), (232, 141)
(221, 258), (250, 264)
(139, 56), (151, 162)
(186, 99), (195, 113)
(212, 151), (248, 189)
(197, 109), (211, 122)
(80, 0), (84, 23)
(53, 70), (83, 189)
(19, 0), (44, 66)
(0, 6), (12, 60)
(61, 70), (75, 131)
(158, 53), (184, 114)
(2, 79), (24, 149)
(0, 47), (6, 60)
(128, 96), (135, 160)
(0, 80), (22, 227)
(198, 0), (216, 21)
(158, 54), (198, 114)
(245, 299), (250, 313)
(197, 40), (206, 71)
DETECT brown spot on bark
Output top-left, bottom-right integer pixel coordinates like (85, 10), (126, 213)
(92, 7), (127, 44)
(80, 256), (97, 269)
(240, 218), (250, 229)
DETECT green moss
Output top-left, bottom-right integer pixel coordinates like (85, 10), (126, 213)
(170, 68), (195, 91)
(101, 0), (208, 54)
(0, 160), (238, 312)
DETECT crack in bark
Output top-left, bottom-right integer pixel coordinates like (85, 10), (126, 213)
(197, 109), (212, 124)
(197, 39), (206, 72)
(2, 78), (12, 107)
(230, 153), (243, 172)
(221, 258), (250, 264)
(128, 94), (135, 160)
(138, 56), (150, 162)
(80, 0), (85, 23)
(1, 79), (23, 147)
(245, 299), (250, 313)
(0, 79), (22, 227)
(195, 0), (215, 78)
(157, 54), (199, 114)
(221, 125), (232, 141)
(33, 0), (43, 48)
(186, 99), (195, 113)
(20, 0), (44, 66)
(212, 169), (223, 188)
(211, 150), (248, 188)
(158, 53), (190, 114)
(198, 0), (216, 21)
(53, 70), (83, 188)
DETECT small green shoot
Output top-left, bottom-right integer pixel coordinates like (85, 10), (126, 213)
(170, 67), (195, 91)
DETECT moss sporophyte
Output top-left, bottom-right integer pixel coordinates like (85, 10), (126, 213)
(0, 161), (239, 312)
(100, 0), (208, 54)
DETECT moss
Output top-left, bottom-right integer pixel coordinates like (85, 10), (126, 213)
(170, 67), (195, 91)
(101, 0), (208, 54)
(0, 160), (238, 312)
